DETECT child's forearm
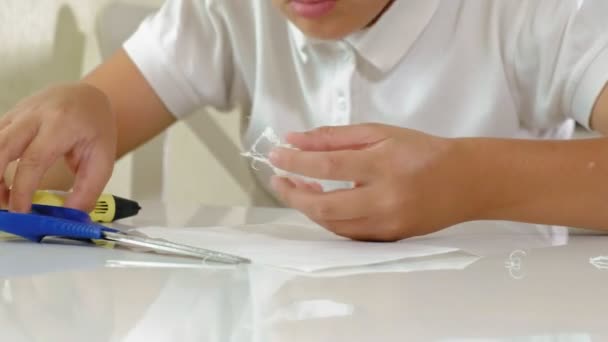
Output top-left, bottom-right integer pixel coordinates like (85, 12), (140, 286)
(459, 137), (608, 229)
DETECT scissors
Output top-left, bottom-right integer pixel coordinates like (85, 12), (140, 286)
(0, 204), (249, 265)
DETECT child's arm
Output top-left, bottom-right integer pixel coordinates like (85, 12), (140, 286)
(83, 49), (176, 160)
(2, 49), (175, 212)
(268, 88), (608, 241)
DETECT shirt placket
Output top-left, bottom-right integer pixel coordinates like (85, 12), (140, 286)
(331, 42), (356, 126)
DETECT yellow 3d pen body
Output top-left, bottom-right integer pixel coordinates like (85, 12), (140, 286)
(31, 190), (141, 223)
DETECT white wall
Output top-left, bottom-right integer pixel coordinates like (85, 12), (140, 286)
(0, 0), (274, 207)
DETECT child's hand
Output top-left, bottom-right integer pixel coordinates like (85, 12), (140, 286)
(0, 83), (117, 212)
(269, 123), (477, 241)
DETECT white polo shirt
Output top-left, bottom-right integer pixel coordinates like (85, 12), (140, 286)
(124, 0), (608, 183)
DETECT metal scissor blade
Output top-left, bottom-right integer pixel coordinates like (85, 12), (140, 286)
(102, 232), (250, 265)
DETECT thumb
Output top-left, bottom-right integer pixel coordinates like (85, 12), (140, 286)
(285, 123), (387, 151)
(64, 148), (114, 212)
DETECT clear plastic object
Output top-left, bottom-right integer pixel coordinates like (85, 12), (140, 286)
(241, 127), (355, 192)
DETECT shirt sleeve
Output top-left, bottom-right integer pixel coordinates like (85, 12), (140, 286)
(123, 0), (234, 118)
(509, 0), (608, 130)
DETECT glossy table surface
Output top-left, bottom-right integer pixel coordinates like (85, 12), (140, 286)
(1, 201), (607, 342)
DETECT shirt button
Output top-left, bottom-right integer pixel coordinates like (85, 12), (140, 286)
(337, 97), (348, 112)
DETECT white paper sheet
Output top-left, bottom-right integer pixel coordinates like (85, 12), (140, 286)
(134, 224), (459, 272)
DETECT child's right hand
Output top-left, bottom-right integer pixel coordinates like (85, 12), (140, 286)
(0, 83), (117, 213)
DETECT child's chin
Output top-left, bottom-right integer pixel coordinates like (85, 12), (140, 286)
(289, 19), (355, 41)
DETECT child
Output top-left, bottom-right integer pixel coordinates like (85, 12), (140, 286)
(2, 0), (608, 241)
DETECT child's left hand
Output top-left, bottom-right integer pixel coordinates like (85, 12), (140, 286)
(269, 123), (479, 241)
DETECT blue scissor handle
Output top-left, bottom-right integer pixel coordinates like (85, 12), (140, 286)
(31, 205), (91, 223)
(0, 205), (117, 242)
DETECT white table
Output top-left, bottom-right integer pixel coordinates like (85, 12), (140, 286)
(1, 201), (607, 341)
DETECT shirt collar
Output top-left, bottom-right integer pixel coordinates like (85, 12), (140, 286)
(289, 22), (324, 63)
(289, 0), (439, 72)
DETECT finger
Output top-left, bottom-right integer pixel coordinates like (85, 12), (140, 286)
(0, 120), (42, 211)
(317, 218), (404, 242)
(289, 177), (323, 193)
(0, 115), (15, 132)
(64, 144), (115, 211)
(9, 134), (66, 212)
(0, 117), (39, 170)
(285, 124), (387, 151)
(0, 106), (25, 132)
(0, 177), (9, 209)
(270, 148), (376, 181)
(271, 176), (374, 221)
